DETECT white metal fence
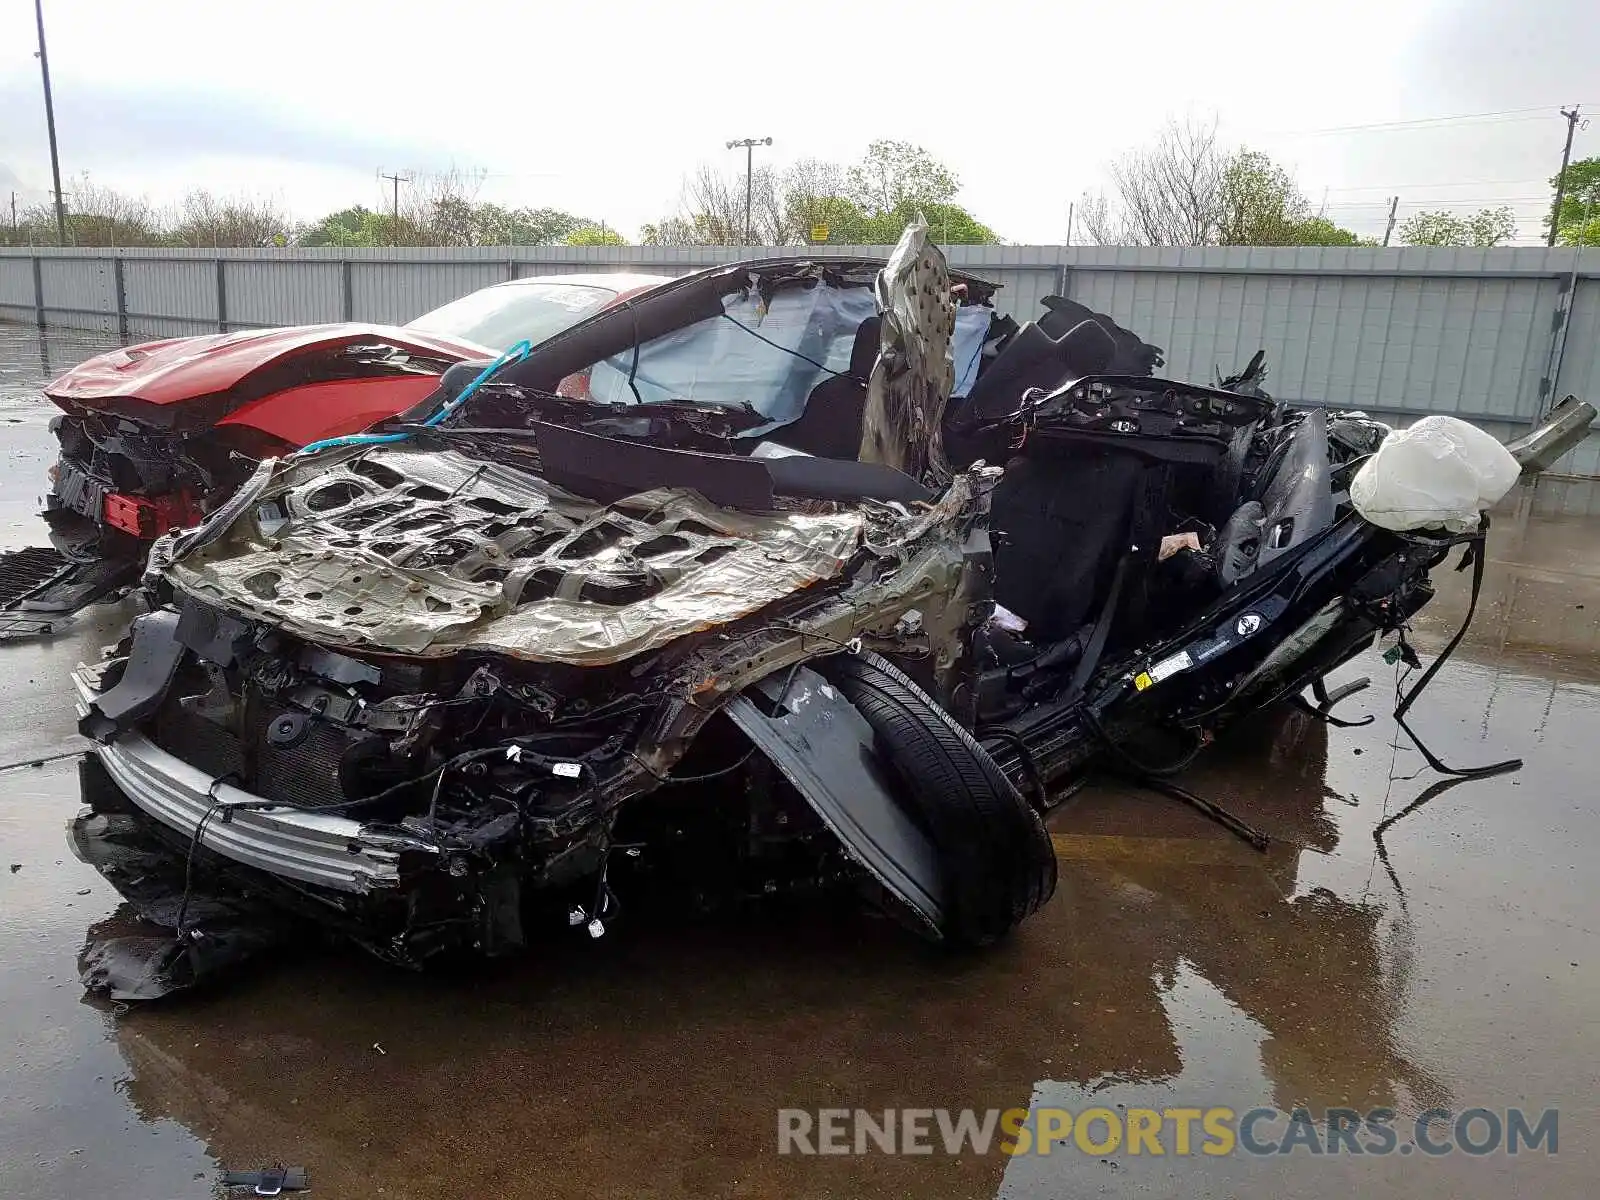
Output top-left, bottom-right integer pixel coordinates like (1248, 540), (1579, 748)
(3, 242), (1597, 473)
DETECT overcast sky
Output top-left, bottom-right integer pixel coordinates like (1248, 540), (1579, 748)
(1, 0), (1597, 244)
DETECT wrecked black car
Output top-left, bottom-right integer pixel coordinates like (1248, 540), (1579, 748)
(71, 225), (1595, 988)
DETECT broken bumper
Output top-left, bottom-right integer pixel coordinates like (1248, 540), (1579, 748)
(72, 665), (409, 893)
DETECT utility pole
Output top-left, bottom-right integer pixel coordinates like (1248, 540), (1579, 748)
(1382, 196), (1399, 247)
(725, 137), (771, 245)
(1548, 106), (1582, 248)
(33, 0), (67, 246)
(1065, 201), (1074, 246)
(9, 192), (16, 234)
(379, 170), (410, 246)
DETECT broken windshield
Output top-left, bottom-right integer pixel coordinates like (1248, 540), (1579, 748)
(582, 283), (992, 435)
(586, 284), (877, 433)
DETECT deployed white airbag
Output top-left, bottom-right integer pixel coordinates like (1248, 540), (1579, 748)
(1351, 415), (1520, 533)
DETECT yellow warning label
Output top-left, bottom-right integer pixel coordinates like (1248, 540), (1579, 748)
(1134, 672), (1154, 691)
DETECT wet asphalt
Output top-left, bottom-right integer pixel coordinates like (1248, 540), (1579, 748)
(1, 321), (1597, 1199)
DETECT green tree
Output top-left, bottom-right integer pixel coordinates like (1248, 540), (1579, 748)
(860, 200), (999, 245)
(1557, 215), (1600, 247)
(1215, 151), (1359, 246)
(1547, 157), (1600, 245)
(297, 206), (389, 246)
(790, 194), (871, 244)
(510, 206), (598, 245)
(644, 142), (1000, 246)
(1217, 150), (1306, 245)
(565, 225), (626, 246)
(1283, 216), (1366, 246)
(1398, 207), (1517, 247)
(847, 140), (960, 213)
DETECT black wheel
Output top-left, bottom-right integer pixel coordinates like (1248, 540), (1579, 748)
(815, 651), (1057, 947)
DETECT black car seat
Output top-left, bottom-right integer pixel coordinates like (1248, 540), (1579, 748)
(1035, 296), (1165, 376)
(947, 318), (1119, 469)
(765, 317), (881, 459)
(989, 444), (1159, 643)
(960, 319), (1118, 426)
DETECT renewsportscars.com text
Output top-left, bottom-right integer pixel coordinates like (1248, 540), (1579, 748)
(777, 1106), (1558, 1158)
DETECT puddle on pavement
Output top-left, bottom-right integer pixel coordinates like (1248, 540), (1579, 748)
(0, 322), (125, 552)
(4, 639), (1596, 1200)
(0, 321), (122, 413)
(0, 320), (1596, 1198)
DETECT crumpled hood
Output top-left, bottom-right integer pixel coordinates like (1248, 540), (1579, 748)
(46, 324), (487, 407)
(162, 446), (870, 664)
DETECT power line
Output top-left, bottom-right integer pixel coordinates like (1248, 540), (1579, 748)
(1320, 178), (1550, 194)
(1322, 196), (1553, 208)
(1253, 104), (1599, 140)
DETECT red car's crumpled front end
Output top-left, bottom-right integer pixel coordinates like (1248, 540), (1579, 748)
(42, 323), (487, 557)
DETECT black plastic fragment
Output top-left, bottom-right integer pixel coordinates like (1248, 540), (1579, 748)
(174, 594), (254, 665)
(70, 759), (306, 1002)
(0, 546), (137, 641)
(0, 546), (71, 607)
(79, 610), (185, 742)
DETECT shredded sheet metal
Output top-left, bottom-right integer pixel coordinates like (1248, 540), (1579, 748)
(166, 446), (875, 664)
(859, 217), (957, 484)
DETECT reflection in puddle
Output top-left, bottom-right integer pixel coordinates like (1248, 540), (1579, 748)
(0, 322), (123, 412)
(69, 703), (1460, 1198)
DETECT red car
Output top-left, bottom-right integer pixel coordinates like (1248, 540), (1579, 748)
(36, 273), (669, 598)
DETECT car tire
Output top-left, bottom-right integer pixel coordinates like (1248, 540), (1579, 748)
(815, 650), (1057, 948)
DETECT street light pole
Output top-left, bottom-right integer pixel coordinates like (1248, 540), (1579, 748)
(726, 137), (772, 245)
(33, 0), (67, 246)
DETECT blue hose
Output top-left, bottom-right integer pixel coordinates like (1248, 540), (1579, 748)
(294, 338), (534, 457)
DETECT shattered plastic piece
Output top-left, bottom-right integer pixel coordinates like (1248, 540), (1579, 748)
(221, 1165), (310, 1195)
(1158, 532), (1202, 561)
(552, 762), (582, 778)
(1351, 416), (1520, 533)
(990, 605), (1028, 634)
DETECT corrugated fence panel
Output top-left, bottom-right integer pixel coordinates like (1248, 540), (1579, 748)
(124, 259), (216, 326)
(3, 244), (1597, 470)
(226, 260), (342, 327)
(989, 267), (1060, 322)
(1069, 266), (1560, 424)
(353, 260), (509, 324)
(0, 257), (33, 308)
(40, 258), (114, 322)
(125, 315), (218, 340)
(1556, 276), (1600, 410)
